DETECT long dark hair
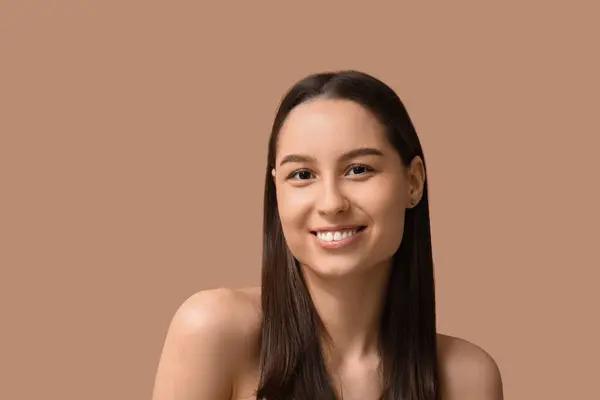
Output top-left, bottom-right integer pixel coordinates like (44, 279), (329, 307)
(257, 70), (439, 400)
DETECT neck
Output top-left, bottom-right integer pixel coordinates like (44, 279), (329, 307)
(301, 260), (391, 368)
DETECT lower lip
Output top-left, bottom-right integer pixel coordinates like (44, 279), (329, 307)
(312, 229), (365, 249)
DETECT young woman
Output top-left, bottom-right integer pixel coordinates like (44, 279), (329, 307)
(152, 70), (504, 399)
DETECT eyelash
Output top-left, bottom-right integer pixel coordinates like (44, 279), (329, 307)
(286, 164), (375, 180)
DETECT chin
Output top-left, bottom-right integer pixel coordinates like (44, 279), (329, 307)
(300, 256), (372, 280)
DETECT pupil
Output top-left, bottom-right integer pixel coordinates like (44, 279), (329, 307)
(299, 171), (311, 179)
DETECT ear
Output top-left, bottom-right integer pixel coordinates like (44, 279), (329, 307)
(406, 156), (426, 208)
(271, 168), (276, 183)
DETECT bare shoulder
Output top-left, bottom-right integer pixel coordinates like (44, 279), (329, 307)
(152, 286), (261, 400)
(436, 333), (504, 400)
(176, 286), (261, 339)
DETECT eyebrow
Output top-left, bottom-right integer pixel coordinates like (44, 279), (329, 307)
(278, 147), (385, 167)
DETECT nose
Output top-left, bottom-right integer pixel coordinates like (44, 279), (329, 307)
(316, 178), (350, 216)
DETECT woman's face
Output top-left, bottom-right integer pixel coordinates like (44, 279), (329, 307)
(273, 98), (423, 279)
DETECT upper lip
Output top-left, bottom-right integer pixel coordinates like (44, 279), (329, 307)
(311, 225), (366, 233)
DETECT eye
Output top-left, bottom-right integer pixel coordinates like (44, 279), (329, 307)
(346, 164), (374, 176)
(288, 169), (314, 180)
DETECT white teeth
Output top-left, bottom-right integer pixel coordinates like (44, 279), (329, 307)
(316, 229), (358, 242)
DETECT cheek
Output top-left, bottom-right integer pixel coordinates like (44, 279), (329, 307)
(364, 183), (408, 253)
(275, 187), (312, 256)
(276, 187), (311, 226)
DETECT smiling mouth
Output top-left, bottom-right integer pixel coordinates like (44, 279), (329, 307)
(310, 226), (367, 242)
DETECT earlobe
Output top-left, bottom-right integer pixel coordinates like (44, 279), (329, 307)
(408, 191), (420, 208)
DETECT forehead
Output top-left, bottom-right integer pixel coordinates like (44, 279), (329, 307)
(276, 98), (391, 162)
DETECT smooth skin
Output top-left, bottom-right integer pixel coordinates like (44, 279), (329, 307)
(152, 99), (503, 400)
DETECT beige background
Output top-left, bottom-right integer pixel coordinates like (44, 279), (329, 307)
(1, 2), (598, 399)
